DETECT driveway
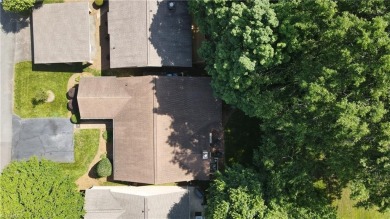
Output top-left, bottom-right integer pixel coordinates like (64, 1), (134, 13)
(0, 6), (32, 171)
(12, 116), (74, 162)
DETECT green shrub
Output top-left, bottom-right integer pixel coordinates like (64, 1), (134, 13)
(96, 157), (112, 177)
(32, 88), (48, 105)
(70, 114), (79, 124)
(102, 130), (113, 142)
(94, 0), (104, 7)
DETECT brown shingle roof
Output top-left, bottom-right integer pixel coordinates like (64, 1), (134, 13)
(108, 0), (192, 68)
(78, 76), (222, 184)
(32, 2), (91, 64)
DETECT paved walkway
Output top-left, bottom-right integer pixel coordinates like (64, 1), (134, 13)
(0, 7), (17, 171)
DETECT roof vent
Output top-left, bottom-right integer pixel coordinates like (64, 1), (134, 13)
(168, 1), (176, 11)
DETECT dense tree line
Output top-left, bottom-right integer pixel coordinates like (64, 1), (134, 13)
(0, 158), (84, 218)
(190, 0), (389, 218)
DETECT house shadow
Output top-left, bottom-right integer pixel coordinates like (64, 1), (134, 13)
(0, 6), (30, 34)
(99, 2), (110, 70)
(31, 62), (87, 73)
(148, 0), (192, 67)
(153, 77), (223, 181)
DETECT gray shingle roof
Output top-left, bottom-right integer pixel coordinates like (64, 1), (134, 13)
(84, 186), (190, 219)
(108, 0), (192, 68)
(32, 2), (91, 63)
(78, 76), (222, 184)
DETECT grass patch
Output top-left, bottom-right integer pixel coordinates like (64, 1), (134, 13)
(60, 129), (100, 181)
(83, 67), (102, 77)
(101, 181), (131, 186)
(224, 109), (261, 166)
(335, 188), (390, 219)
(42, 0), (64, 4)
(13, 62), (73, 118)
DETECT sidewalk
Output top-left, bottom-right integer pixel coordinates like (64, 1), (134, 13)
(0, 7), (31, 171)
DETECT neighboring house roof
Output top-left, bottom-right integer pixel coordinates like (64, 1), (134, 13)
(78, 76), (222, 184)
(84, 186), (190, 219)
(108, 0), (192, 68)
(32, 2), (91, 64)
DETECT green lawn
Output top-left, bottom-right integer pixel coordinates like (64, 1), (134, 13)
(224, 109), (262, 166)
(42, 0), (64, 3)
(60, 129), (100, 181)
(336, 188), (390, 219)
(101, 181), (131, 186)
(13, 62), (74, 118)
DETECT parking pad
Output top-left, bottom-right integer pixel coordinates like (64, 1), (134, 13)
(12, 116), (74, 162)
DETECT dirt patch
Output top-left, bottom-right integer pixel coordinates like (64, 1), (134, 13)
(45, 90), (55, 103)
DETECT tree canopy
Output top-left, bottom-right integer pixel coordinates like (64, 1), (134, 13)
(190, 0), (390, 216)
(207, 165), (336, 219)
(0, 158), (84, 218)
(2, 0), (36, 13)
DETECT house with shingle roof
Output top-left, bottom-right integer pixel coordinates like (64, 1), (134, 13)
(84, 186), (190, 219)
(77, 76), (222, 184)
(32, 2), (91, 64)
(108, 0), (192, 68)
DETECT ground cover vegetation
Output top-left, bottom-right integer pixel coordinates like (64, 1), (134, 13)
(0, 158), (84, 218)
(96, 155), (112, 178)
(60, 129), (100, 181)
(14, 62), (72, 118)
(190, 0), (390, 218)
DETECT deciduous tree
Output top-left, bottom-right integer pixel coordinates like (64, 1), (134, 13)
(0, 158), (84, 218)
(206, 165), (337, 219)
(190, 0), (390, 213)
(2, 0), (36, 13)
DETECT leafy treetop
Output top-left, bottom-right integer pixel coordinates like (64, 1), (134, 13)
(2, 0), (36, 13)
(0, 157), (84, 218)
(190, 0), (390, 215)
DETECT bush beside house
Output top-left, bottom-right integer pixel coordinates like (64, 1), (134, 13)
(96, 157), (112, 177)
(70, 114), (79, 124)
(94, 0), (104, 7)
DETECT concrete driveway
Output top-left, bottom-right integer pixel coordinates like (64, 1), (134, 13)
(12, 116), (74, 163)
(0, 6), (32, 170)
